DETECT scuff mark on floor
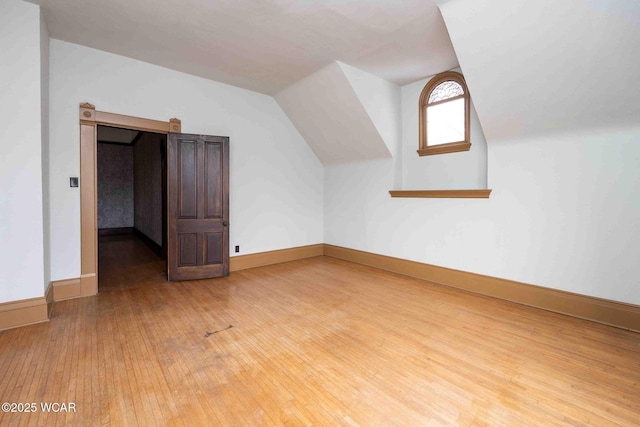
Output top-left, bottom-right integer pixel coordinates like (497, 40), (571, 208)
(205, 325), (233, 337)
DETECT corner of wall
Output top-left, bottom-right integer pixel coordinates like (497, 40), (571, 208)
(40, 7), (51, 293)
(0, 0), (47, 303)
(274, 62), (392, 166)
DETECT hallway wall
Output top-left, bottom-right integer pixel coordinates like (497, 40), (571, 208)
(97, 143), (134, 229)
(134, 133), (163, 246)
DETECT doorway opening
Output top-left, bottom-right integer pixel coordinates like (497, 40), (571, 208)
(96, 126), (168, 290)
(78, 103), (181, 296)
(79, 104), (230, 291)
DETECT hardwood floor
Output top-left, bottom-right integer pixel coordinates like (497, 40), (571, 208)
(1, 235), (639, 426)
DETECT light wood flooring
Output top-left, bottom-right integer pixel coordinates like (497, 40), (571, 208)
(1, 234), (639, 426)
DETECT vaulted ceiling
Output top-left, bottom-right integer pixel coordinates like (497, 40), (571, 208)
(275, 62), (400, 166)
(29, 0), (639, 159)
(436, 0), (640, 142)
(28, 0), (459, 95)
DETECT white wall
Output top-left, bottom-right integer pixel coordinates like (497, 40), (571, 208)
(323, 5), (640, 305)
(327, 0), (640, 307)
(0, 0), (46, 302)
(401, 69), (487, 190)
(325, 124), (640, 306)
(49, 40), (323, 281)
(40, 10), (51, 294)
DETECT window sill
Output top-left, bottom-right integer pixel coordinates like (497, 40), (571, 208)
(417, 141), (471, 156)
(389, 189), (492, 199)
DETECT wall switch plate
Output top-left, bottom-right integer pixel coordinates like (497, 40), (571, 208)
(235, 245), (239, 253)
(70, 177), (79, 187)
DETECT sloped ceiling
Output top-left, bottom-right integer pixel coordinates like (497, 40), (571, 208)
(29, 0), (458, 95)
(275, 62), (399, 166)
(339, 62), (402, 158)
(435, 0), (640, 143)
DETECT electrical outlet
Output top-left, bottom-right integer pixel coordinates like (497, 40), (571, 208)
(235, 245), (240, 253)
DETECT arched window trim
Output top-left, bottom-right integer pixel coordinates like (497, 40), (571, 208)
(418, 71), (471, 157)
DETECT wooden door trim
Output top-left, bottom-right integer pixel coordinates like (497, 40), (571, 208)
(79, 103), (180, 294)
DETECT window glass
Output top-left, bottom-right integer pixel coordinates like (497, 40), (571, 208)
(418, 71), (471, 156)
(426, 97), (465, 146)
(428, 81), (464, 103)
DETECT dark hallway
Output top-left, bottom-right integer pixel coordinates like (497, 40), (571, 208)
(98, 234), (166, 291)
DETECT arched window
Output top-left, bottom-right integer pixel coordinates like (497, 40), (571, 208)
(418, 71), (470, 156)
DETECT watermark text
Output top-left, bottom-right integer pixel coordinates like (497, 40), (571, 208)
(2, 402), (76, 413)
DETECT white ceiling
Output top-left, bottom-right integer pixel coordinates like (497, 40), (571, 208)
(275, 62), (393, 165)
(437, 0), (640, 142)
(28, 0), (459, 95)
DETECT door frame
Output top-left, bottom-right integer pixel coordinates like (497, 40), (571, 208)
(79, 103), (181, 294)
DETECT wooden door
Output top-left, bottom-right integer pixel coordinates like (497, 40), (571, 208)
(168, 133), (229, 281)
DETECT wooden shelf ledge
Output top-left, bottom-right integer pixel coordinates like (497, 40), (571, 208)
(389, 189), (492, 199)
(417, 141), (471, 157)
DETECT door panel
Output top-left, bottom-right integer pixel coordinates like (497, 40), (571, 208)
(178, 140), (197, 219)
(204, 232), (223, 264)
(168, 133), (229, 281)
(179, 234), (198, 266)
(204, 142), (223, 218)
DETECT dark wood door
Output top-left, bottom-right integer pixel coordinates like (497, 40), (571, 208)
(167, 133), (229, 281)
